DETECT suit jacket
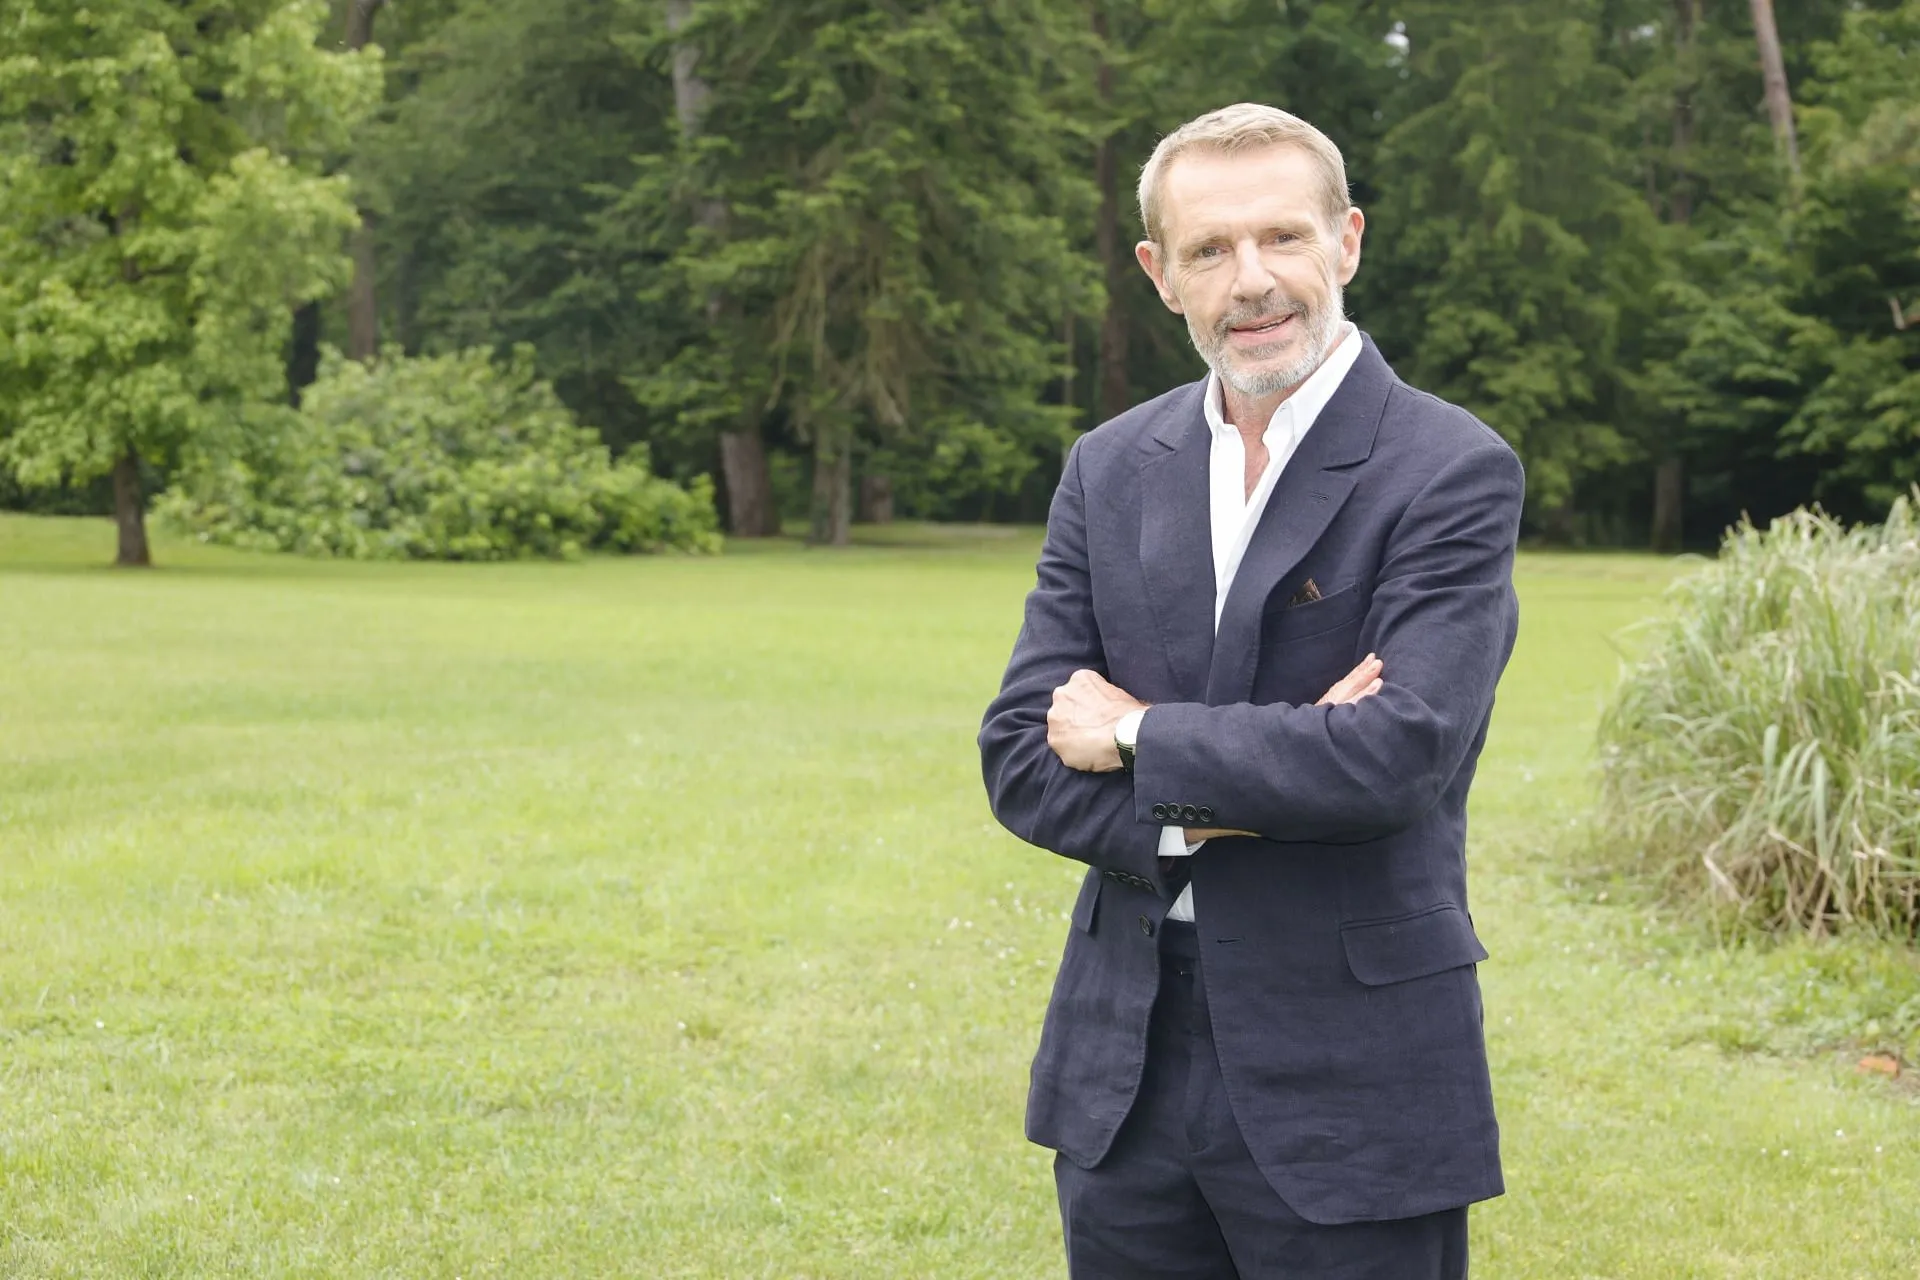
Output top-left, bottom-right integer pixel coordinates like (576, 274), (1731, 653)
(978, 334), (1522, 1226)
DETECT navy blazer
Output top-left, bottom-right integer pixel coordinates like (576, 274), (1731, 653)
(979, 335), (1522, 1226)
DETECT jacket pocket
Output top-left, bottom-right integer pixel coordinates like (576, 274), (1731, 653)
(1261, 582), (1367, 643)
(1339, 903), (1488, 986)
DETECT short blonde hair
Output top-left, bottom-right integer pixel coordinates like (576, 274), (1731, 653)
(1137, 103), (1351, 244)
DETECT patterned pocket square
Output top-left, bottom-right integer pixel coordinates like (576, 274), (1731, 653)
(1287, 578), (1324, 607)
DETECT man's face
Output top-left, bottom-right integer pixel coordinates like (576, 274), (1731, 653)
(1136, 144), (1365, 400)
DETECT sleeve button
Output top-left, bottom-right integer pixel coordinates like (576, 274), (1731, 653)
(1197, 806), (1215, 823)
(1180, 804), (1199, 822)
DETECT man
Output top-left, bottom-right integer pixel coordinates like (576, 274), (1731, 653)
(978, 103), (1523, 1278)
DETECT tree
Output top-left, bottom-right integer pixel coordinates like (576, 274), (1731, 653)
(0, 0), (379, 565)
(355, 0), (690, 473)
(1364, 0), (1663, 536)
(628, 0), (1098, 545)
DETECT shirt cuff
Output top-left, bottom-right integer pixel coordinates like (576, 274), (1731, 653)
(1157, 825), (1205, 858)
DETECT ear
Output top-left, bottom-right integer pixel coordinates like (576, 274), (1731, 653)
(1135, 240), (1184, 315)
(1334, 207), (1365, 287)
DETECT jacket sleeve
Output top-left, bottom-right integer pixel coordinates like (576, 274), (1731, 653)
(978, 437), (1170, 890)
(1129, 440), (1523, 845)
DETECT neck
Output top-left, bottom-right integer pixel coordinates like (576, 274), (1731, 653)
(1221, 383), (1292, 436)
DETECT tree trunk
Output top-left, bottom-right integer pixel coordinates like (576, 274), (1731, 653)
(667, 0), (712, 129)
(1747, 0), (1799, 179)
(347, 212), (379, 362)
(670, 0), (775, 537)
(344, 0), (387, 363)
(1091, 8), (1131, 425)
(859, 473), (894, 525)
(719, 427), (779, 536)
(1650, 455), (1684, 552)
(287, 300), (322, 405)
(808, 433), (852, 547)
(111, 450), (151, 568)
(1670, 0), (1697, 225)
(1542, 502), (1579, 547)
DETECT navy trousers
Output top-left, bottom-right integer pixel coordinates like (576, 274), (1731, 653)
(1054, 921), (1469, 1279)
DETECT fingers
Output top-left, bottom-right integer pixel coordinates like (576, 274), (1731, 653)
(1317, 653), (1383, 706)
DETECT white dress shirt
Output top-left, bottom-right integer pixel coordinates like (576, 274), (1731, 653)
(1157, 323), (1364, 922)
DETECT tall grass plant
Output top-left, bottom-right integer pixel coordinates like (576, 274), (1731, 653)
(1597, 494), (1920, 936)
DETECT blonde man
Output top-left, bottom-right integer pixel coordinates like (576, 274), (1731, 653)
(981, 103), (1521, 1278)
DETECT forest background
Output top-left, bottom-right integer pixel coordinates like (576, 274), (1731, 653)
(3, 0), (1918, 553)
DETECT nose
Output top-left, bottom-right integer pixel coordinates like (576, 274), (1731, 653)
(1230, 238), (1276, 303)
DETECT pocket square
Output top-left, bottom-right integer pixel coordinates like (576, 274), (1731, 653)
(1287, 578), (1324, 607)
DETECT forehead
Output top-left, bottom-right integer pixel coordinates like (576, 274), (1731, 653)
(1158, 143), (1327, 244)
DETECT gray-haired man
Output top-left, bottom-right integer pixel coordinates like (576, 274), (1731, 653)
(981, 103), (1521, 1277)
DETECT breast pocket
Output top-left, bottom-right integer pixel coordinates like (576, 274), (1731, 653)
(1252, 584), (1369, 705)
(1261, 582), (1367, 644)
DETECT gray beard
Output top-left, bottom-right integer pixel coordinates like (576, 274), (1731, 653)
(1189, 284), (1345, 399)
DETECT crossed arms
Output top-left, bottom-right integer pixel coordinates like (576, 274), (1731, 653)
(978, 434), (1523, 883)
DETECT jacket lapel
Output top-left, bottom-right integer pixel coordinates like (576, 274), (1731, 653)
(1136, 384), (1215, 696)
(1205, 336), (1394, 705)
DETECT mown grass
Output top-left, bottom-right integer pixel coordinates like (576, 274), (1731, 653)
(1, 514), (1916, 1278)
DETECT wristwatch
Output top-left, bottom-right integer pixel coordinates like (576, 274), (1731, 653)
(1114, 708), (1146, 773)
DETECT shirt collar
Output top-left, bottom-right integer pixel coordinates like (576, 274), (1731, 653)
(1202, 321), (1362, 441)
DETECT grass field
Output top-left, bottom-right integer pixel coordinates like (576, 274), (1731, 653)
(2, 513), (1916, 1278)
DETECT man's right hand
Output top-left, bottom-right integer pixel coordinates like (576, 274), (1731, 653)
(1183, 655), (1384, 841)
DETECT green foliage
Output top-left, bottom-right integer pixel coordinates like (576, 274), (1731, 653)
(1780, 1), (1920, 509)
(1597, 496), (1920, 937)
(628, 0), (1098, 527)
(0, 0), (379, 490)
(1365, 1), (1662, 520)
(349, 0), (673, 454)
(9, 0), (1911, 544)
(158, 347), (720, 560)
(1635, 1), (1920, 535)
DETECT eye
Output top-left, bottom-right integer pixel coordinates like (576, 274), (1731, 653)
(1194, 245), (1224, 259)
(1271, 231), (1300, 245)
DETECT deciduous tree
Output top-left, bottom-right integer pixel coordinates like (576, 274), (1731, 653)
(0, 0), (379, 565)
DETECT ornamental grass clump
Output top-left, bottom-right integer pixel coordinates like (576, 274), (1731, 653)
(1596, 494), (1920, 938)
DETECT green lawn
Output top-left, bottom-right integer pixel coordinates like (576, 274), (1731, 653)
(1, 514), (1915, 1278)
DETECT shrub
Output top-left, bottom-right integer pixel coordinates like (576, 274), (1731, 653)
(159, 346), (720, 560)
(1596, 494), (1920, 938)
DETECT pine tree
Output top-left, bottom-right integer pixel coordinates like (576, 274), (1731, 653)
(1364, 0), (1664, 537)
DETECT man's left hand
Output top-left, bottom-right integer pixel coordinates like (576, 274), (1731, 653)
(1048, 669), (1147, 773)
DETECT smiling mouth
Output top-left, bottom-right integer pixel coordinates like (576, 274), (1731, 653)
(1229, 314), (1295, 339)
